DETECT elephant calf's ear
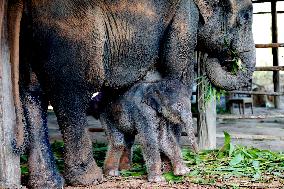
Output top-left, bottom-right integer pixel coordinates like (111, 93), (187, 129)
(193, 0), (219, 23)
(144, 92), (163, 115)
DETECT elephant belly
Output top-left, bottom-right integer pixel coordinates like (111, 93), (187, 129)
(30, 1), (165, 91)
(103, 30), (161, 88)
(100, 1), (164, 88)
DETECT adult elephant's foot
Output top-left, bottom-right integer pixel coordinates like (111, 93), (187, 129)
(28, 170), (64, 189)
(105, 169), (120, 176)
(173, 164), (191, 176)
(65, 160), (103, 186)
(148, 175), (166, 183)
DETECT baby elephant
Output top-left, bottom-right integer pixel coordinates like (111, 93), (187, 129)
(100, 79), (197, 182)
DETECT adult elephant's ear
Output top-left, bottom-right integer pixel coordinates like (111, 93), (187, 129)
(193, 0), (219, 23)
(8, 0), (27, 154)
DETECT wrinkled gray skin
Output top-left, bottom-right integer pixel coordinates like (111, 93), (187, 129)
(8, 0), (255, 188)
(100, 78), (197, 182)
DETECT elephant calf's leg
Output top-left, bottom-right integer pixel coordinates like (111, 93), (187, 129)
(22, 84), (64, 189)
(52, 92), (102, 186)
(104, 141), (125, 176)
(160, 125), (190, 176)
(119, 135), (135, 171)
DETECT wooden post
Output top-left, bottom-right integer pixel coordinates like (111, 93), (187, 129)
(271, 0), (281, 109)
(0, 1), (21, 187)
(197, 53), (216, 150)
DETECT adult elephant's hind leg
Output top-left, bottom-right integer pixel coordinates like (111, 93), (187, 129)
(22, 75), (64, 189)
(51, 91), (102, 186)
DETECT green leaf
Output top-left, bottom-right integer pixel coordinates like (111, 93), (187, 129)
(253, 172), (261, 180)
(252, 160), (260, 170)
(21, 166), (29, 175)
(163, 172), (183, 182)
(229, 143), (235, 157)
(224, 132), (231, 146)
(229, 154), (244, 166)
(189, 170), (200, 176)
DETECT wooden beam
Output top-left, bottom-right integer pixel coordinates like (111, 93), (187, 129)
(255, 66), (284, 71)
(216, 133), (284, 141)
(218, 113), (284, 120)
(271, 0), (281, 109)
(229, 91), (284, 96)
(255, 43), (284, 48)
(0, 1), (21, 187)
(253, 0), (284, 3)
(254, 11), (284, 14)
(197, 53), (216, 150)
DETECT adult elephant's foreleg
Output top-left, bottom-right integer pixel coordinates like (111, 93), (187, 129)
(163, 0), (198, 89)
(51, 91), (102, 186)
(22, 78), (64, 189)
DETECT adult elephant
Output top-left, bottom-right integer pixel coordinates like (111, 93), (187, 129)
(8, 0), (255, 188)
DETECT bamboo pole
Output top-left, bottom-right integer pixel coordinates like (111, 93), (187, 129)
(0, 1), (21, 187)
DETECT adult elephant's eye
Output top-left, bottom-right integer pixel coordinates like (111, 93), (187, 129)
(243, 12), (250, 20)
(237, 12), (251, 27)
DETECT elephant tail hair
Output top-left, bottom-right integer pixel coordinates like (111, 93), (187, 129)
(8, 0), (28, 154)
(11, 118), (29, 155)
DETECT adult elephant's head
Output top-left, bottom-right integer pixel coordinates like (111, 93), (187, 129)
(195, 0), (256, 90)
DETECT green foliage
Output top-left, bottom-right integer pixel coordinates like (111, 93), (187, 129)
(199, 39), (245, 104)
(20, 136), (284, 187)
(92, 142), (108, 167)
(120, 146), (146, 177)
(199, 76), (227, 105)
(163, 172), (183, 183)
(51, 141), (65, 172)
(182, 132), (284, 187)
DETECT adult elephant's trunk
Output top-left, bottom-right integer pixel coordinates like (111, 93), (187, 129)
(8, 0), (27, 153)
(204, 48), (256, 91)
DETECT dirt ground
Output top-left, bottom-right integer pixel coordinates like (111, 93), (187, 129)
(46, 98), (284, 188)
(65, 176), (218, 189)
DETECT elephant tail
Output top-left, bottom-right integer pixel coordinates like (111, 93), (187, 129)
(8, 0), (29, 154)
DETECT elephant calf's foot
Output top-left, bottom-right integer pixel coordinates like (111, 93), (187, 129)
(173, 164), (191, 176)
(148, 175), (166, 183)
(65, 161), (103, 186)
(104, 169), (120, 176)
(161, 159), (172, 173)
(28, 172), (64, 189)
